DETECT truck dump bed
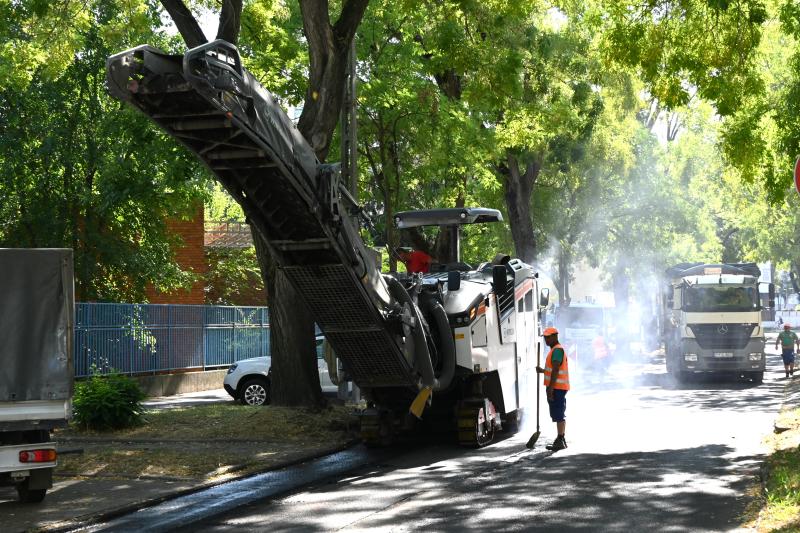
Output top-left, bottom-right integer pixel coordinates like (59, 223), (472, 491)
(0, 249), (74, 429)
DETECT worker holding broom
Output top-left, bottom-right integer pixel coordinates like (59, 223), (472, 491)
(536, 327), (570, 451)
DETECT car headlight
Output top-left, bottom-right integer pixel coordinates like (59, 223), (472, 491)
(749, 353), (762, 361)
(684, 354), (698, 361)
(227, 363), (238, 374)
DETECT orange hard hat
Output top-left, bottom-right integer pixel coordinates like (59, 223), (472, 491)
(543, 327), (559, 337)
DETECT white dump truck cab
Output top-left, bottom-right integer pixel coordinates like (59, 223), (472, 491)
(663, 263), (773, 383)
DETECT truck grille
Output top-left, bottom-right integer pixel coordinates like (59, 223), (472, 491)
(688, 324), (756, 350)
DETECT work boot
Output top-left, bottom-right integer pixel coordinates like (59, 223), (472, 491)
(546, 436), (567, 451)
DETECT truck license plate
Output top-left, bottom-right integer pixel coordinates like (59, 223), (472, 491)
(713, 352), (733, 358)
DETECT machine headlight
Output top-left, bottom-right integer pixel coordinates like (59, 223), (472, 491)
(684, 326), (694, 338)
(684, 354), (698, 361)
(752, 326), (761, 337)
(749, 353), (762, 361)
(227, 363), (238, 374)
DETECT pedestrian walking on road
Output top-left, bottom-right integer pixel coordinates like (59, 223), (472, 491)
(536, 327), (570, 451)
(776, 324), (800, 378)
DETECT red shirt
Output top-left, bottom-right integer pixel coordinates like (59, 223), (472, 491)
(404, 250), (432, 273)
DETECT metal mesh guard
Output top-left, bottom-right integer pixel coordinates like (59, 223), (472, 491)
(283, 265), (379, 329)
(325, 329), (412, 387)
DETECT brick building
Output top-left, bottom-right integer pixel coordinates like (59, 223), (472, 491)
(145, 204), (207, 305)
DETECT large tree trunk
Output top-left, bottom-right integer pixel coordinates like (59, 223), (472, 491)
(499, 152), (539, 264)
(297, 0), (369, 161)
(612, 259), (631, 351)
(162, 0), (368, 407)
(266, 0), (368, 406)
(557, 243), (571, 308)
(251, 227), (325, 407)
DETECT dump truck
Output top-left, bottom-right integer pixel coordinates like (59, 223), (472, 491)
(663, 262), (773, 383)
(106, 40), (550, 446)
(0, 249), (74, 502)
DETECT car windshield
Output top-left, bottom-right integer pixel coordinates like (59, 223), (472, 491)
(683, 285), (759, 312)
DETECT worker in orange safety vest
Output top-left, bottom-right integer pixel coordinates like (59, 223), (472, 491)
(592, 334), (611, 377)
(536, 326), (570, 451)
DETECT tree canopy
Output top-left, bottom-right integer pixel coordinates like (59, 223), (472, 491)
(2, 0), (800, 401)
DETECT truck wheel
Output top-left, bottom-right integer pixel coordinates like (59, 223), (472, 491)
(16, 478), (47, 503)
(240, 377), (270, 406)
(750, 372), (763, 384)
(674, 371), (689, 384)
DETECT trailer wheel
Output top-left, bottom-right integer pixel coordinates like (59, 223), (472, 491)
(240, 377), (270, 406)
(16, 478), (47, 503)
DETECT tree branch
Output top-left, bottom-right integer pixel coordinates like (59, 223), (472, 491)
(333, 0), (370, 46)
(216, 0), (243, 45)
(160, 0), (207, 48)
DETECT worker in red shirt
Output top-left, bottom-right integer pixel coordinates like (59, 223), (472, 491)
(397, 248), (432, 274)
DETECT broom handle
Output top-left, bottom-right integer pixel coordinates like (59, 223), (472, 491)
(536, 341), (541, 431)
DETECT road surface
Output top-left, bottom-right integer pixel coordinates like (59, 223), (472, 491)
(83, 350), (786, 533)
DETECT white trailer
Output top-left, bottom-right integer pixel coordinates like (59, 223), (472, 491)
(0, 249), (73, 502)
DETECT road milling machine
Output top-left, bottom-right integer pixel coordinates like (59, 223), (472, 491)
(106, 40), (549, 447)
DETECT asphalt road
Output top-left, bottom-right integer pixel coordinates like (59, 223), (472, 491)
(84, 348), (787, 533)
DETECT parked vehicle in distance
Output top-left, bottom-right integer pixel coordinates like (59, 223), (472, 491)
(223, 336), (337, 405)
(0, 249), (74, 503)
(663, 263), (773, 383)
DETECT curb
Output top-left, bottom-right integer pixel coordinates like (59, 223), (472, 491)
(31, 437), (361, 533)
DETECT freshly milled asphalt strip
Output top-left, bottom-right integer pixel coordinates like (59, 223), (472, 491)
(75, 447), (385, 533)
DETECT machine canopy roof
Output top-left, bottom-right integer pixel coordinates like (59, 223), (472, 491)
(394, 208), (502, 229)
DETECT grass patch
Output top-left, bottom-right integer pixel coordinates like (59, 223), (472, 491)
(60, 404), (357, 442)
(746, 398), (800, 532)
(55, 404), (359, 481)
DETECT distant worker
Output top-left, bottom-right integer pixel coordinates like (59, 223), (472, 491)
(592, 334), (611, 378)
(776, 324), (799, 378)
(397, 247), (432, 274)
(536, 327), (570, 451)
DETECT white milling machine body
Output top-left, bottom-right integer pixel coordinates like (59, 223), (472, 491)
(106, 41), (548, 446)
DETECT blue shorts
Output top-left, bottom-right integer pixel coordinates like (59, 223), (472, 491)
(782, 349), (796, 366)
(547, 389), (567, 422)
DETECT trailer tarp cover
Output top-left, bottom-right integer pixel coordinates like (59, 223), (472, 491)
(0, 249), (74, 401)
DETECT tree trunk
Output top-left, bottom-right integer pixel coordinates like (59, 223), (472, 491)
(265, 0), (368, 406)
(612, 259), (631, 350)
(251, 227), (325, 407)
(162, 0), (368, 408)
(297, 0), (369, 161)
(557, 243), (571, 307)
(499, 152), (539, 264)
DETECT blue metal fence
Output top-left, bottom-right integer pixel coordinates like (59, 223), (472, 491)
(74, 303), (270, 377)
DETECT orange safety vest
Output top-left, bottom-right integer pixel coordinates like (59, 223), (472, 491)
(592, 336), (609, 359)
(544, 343), (570, 390)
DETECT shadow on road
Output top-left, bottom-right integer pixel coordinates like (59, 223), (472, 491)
(188, 442), (760, 532)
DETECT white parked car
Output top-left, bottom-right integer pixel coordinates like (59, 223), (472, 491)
(223, 337), (337, 406)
